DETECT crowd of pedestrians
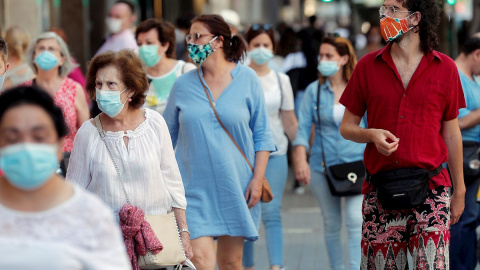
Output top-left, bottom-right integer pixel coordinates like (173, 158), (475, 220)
(0, 0), (480, 269)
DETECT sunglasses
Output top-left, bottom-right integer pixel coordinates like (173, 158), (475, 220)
(251, 24), (273, 31)
(326, 32), (341, 38)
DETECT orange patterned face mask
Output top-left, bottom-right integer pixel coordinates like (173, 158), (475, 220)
(379, 14), (413, 42)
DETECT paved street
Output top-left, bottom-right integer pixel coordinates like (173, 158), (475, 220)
(251, 168), (349, 270)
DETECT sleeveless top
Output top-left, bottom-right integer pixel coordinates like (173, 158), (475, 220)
(22, 78), (78, 152)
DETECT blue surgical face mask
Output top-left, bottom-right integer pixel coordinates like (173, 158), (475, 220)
(0, 70), (6, 90)
(139, 45), (162, 67)
(317, 60), (340, 77)
(96, 88), (128, 117)
(35, 51), (59, 71)
(187, 36), (218, 66)
(0, 143), (59, 191)
(249, 47), (274, 65)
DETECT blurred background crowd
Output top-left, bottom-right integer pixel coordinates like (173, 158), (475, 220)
(1, 0), (478, 75)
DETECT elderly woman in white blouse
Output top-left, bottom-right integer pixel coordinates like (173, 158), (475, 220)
(67, 50), (193, 260)
(0, 85), (130, 269)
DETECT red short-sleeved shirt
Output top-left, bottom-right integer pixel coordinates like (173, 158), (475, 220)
(340, 42), (466, 192)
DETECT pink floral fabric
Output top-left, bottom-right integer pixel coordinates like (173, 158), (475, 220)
(119, 204), (163, 270)
(22, 78), (78, 152)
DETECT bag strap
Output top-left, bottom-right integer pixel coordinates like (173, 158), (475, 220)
(94, 115), (131, 204)
(196, 69), (254, 172)
(316, 81), (328, 169)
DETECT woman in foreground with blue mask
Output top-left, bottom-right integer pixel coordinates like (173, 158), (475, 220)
(163, 14), (276, 270)
(293, 36), (365, 270)
(66, 49), (193, 268)
(0, 86), (130, 269)
(135, 19), (196, 115)
(242, 24), (297, 270)
(22, 31), (90, 175)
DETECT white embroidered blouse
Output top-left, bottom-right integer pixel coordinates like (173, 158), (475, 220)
(0, 184), (130, 270)
(66, 108), (186, 219)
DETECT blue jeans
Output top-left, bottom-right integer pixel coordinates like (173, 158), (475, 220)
(243, 154), (288, 268)
(310, 170), (362, 270)
(450, 176), (480, 270)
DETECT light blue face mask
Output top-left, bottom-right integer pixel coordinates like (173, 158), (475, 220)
(0, 143), (58, 191)
(317, 60), (340, 77)
(0, 70), (6, 90)
(96, 88), (128, 117)
(35, 51), (59, 71)
(249, 47), (274, 65)
(139, 45), (162, 67)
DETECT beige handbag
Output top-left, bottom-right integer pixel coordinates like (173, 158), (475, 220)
(94, 115), (187, 269)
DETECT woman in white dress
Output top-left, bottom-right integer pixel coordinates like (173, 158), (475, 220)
(66, 49), (193, 265)
(0, 85), (130, 270)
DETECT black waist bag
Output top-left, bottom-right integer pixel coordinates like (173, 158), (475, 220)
(367, 165), (443, 210)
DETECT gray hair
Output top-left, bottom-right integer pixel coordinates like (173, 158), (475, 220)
(26, 31), (77, 77)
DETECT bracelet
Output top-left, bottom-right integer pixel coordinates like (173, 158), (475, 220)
(179, 228), (190, 235)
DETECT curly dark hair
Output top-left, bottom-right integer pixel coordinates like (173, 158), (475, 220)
(400, 0), (440, 53)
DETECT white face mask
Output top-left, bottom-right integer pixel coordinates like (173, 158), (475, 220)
(106, 17), (122, 34)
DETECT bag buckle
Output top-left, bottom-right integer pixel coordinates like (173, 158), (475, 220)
(347, 172), (357, 183)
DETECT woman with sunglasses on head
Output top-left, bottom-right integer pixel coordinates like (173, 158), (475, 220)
(0, 86), (130, 269)
(242, 24), (297, 270)
(135, 19), (196, 115)
(293, 36), (365, 270)
(163, 14), (276, 270)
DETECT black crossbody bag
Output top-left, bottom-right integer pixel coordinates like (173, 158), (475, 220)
(462, 141), (480, 185)
(316, 83), (364, 196)
(367, 165), (443, 210)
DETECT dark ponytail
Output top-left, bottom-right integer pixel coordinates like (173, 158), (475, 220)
(225, 35), (247, 62)
(192, 14), (247, 63)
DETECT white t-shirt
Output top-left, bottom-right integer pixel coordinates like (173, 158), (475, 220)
(145, 60), (197, 115)
(0, 184), (130, 270)
(258, 70), (295, 156)
(333, 104), (346, 126)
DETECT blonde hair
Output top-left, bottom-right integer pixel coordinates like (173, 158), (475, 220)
(5, 26), (30, 61)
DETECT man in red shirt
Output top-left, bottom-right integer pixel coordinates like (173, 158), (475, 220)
(339, 0), (465, 268)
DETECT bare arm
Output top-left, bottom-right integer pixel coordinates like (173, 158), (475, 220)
(173, 207), (193, 260)
(281, 110), (298, 142)
(340, 108), (399, 156)
(293, 145), (310, 184)
(75, 84), (90, 128)
(458, 109), (480, 130)
(442, 118), (465, 225)
(245, 150), (270, 208)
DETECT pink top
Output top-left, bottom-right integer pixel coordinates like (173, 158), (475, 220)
(23, 78), (78, 152)
(95, 29), (138, 56)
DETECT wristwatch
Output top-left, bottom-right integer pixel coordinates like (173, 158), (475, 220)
(179, 228), (190, 235)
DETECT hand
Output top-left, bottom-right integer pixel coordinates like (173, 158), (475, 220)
(370, 129), (399, 156)
(180, 231), (194, 261)
(245, 176), (263, 208)
(450, 190), (465, 225)
(295, 159), (311, 185)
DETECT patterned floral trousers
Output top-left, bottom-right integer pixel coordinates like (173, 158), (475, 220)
(361, 187), (450, 270)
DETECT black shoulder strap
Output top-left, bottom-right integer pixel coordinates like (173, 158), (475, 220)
(316, 81), (327, 169)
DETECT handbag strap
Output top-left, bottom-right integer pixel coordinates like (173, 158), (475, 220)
(316, 81), (328, 169)
(94, 115), (131, 205)
(197, 69), (254, 172)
